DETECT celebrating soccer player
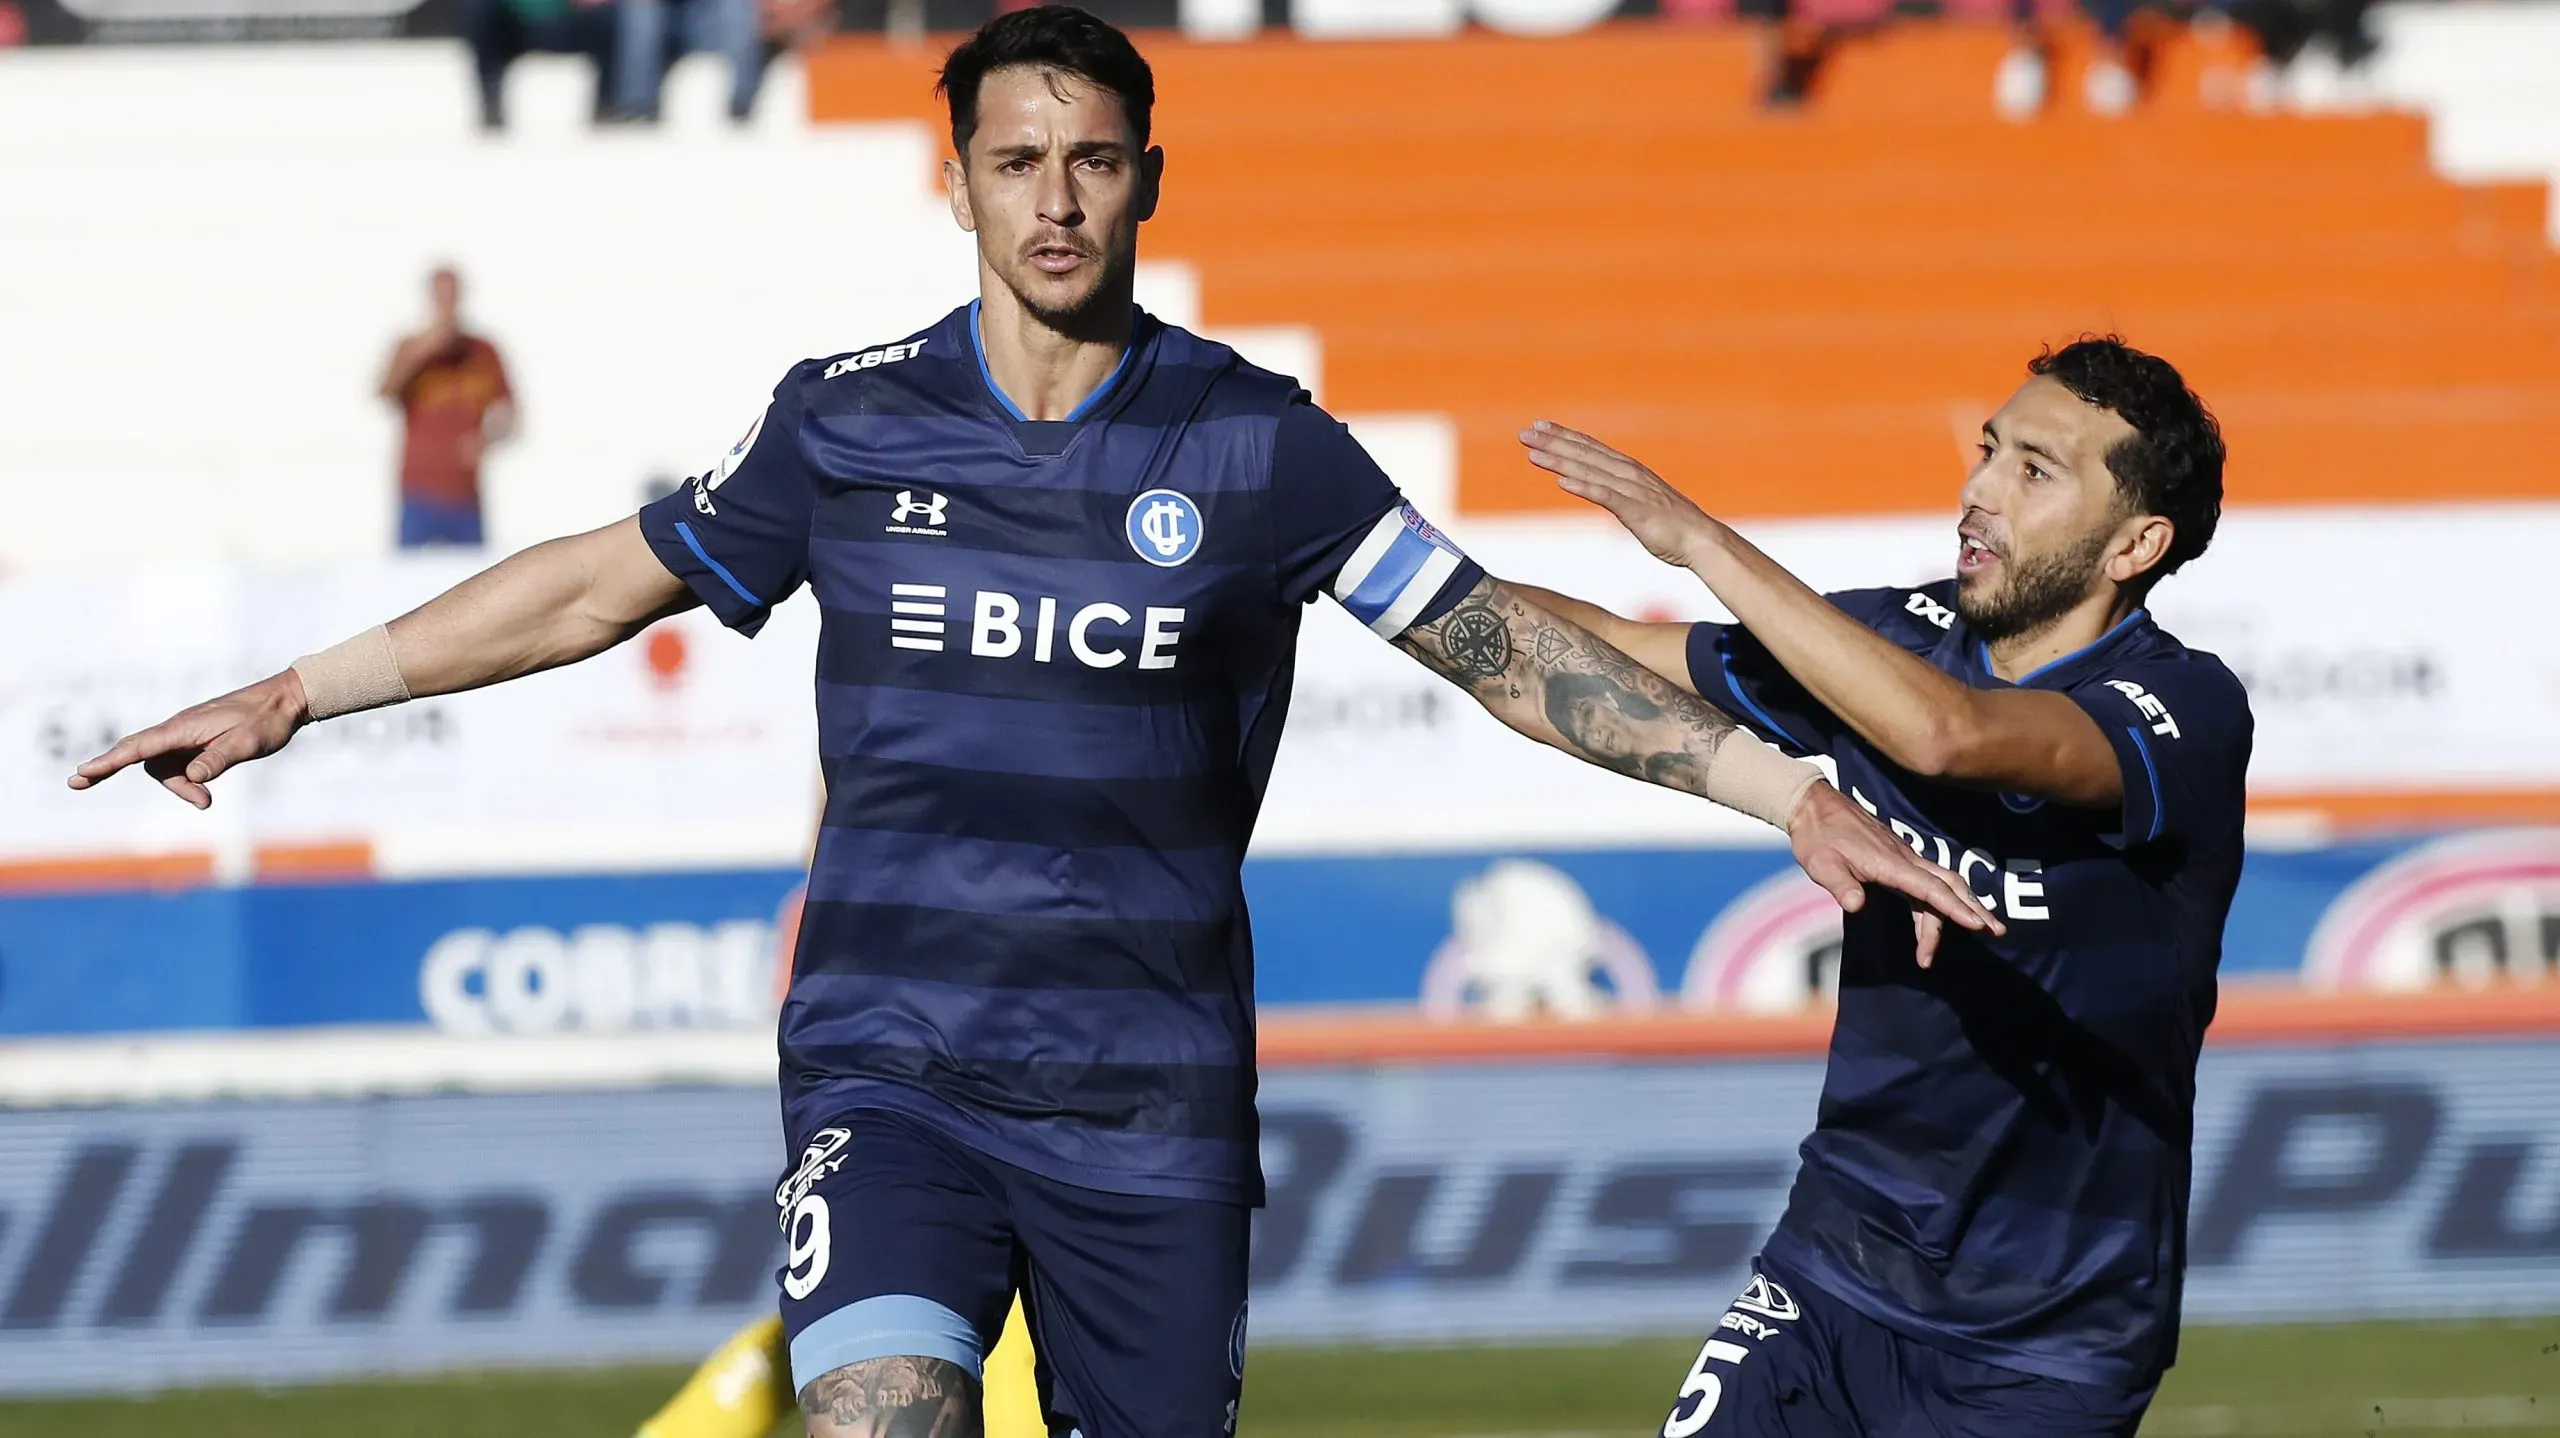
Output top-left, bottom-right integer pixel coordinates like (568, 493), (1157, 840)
(1516, 338), (2251, 1437)
(71, 9), (2001, 1436)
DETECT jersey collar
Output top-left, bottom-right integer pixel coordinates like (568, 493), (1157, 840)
(1966, 606), (2154, 689)
(967, 299), (1142, 424)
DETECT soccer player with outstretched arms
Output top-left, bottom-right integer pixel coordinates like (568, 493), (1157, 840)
(73, 10), (1999, 1436)
(1515, 338), (2252, 1438)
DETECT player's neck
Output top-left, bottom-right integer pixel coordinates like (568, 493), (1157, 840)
(1982, 588), (2142, 682)
(975, 284), (1134, 421)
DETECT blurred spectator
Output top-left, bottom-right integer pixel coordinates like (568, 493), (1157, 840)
(460, 0), (620, 131)
(763, 0), (840, 56)
(614, 0), (765, 123)
(377, 267), (516, 551)
(1997, 0), (2146, 119)
(2222, 0), (2378, 75)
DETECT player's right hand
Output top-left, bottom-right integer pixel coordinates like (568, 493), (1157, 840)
(66, 670), (311, 810)
(1785, 780), (2003, 967)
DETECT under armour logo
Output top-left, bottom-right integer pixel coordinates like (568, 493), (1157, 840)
(892, 491), (948, 527)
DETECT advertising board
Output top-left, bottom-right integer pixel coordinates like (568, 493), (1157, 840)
(1, 1037), (2555, 1393)
(10, 507), (2557, 876)
(5, 829), (2556, 1036)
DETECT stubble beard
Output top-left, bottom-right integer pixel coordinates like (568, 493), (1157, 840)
(1955, 527), (2114, 643)
(1004, 247), (1128, 335)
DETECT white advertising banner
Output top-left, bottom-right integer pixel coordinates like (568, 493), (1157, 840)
(0, 1037), (2555, 1392)
(0, 558), (820, 873)
(4, 503), (2555, 870)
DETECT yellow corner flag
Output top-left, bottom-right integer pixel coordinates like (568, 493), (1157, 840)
(637, 1300), (1043, 1438)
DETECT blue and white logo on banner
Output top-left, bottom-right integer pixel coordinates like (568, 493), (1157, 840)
(1126, 489), (1204, 567)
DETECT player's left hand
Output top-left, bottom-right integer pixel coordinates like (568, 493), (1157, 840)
(1519, 421), (1715, 568)
(1786, 781), (2003, 966)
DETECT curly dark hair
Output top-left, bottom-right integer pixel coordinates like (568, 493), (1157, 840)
(2028, 336), (2225, 589)
(937, 6), (1154, 158)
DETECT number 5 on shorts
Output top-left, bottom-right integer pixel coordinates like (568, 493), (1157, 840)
(1662, 1339), (1749, 1438)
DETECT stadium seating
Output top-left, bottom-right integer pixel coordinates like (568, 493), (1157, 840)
(0, 10), (2553, 565)
(810, 19), (2560, 519)
(0, 46), (1324, 567)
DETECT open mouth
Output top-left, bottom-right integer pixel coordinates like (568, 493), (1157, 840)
(1958, 530), (2001, 577)
(1027, 243), (1090, 275)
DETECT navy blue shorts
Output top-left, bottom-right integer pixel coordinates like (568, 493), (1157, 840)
(775, 1109), (1250, 1438)
(1657, 1261), (2156, 1438)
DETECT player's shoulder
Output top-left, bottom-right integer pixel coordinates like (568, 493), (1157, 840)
(1148, 315), (1310, 412)
(1827, 580), (1963, 650)
(2092, 620), (2254, 722)
(789, 313), (961, 398)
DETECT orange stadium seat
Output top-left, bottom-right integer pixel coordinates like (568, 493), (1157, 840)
(805, 24), (2560, 520)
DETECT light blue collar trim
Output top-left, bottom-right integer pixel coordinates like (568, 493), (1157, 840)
(1980, 607), (2151, 686)
(967, 299), (1138, 423)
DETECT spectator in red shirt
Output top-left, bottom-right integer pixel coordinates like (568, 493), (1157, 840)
(378, 266), (516, 549)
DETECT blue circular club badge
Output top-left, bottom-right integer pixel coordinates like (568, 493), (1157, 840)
(1126, 489), (1205, 567)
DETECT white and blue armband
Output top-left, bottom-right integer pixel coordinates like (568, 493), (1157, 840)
(1327, 502), (1472, 637)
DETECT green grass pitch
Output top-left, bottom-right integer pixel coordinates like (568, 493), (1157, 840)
(3, 1318), (2553, 1437)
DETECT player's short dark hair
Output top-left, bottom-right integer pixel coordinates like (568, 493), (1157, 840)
(938, 5), (1154, 157)
(2029, 336), (2225, 587)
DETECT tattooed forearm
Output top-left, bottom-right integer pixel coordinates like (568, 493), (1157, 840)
(1395, 575), (1742, 797)
(799, 1356), (980, 1438)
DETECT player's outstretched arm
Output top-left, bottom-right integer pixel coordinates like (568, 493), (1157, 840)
(68, 516), (696, 809)
(1523, 421), (2124, 807)
(1394, 574), (2000, 946)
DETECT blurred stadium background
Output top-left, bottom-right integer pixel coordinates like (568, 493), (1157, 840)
(4, 0), (2560, 1433)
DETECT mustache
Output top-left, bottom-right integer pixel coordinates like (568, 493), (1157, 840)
(1021, 231), (1100, 259)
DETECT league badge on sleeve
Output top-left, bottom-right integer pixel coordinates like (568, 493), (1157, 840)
(1127, 489), (1205, 567)
(714, 412), (765, 487)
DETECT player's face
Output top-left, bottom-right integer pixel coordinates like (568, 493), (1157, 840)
(947, 66), (1161, 330)
(1953, 377), (2142, 641)
(429, 268), (459, 320)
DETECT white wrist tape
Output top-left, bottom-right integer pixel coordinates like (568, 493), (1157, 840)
(291, 625), (412, 721)
(1703, 732), (1823, 829)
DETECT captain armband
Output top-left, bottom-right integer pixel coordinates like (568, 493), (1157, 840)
(291, 625), (413, 721)
(1328, 502), (1470, 637)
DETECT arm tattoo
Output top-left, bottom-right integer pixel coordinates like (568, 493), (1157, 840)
(799, 1356), (979, 1438)
(1395, 575), (1743, 798)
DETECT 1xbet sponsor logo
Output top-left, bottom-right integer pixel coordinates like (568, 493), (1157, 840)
(888, 583), (1185, 671)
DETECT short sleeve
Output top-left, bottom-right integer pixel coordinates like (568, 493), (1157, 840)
(2066, 659), (2253, 848)
(1271, 400), (1483, 632)
(637, 366), (818, 637)
(1680, 587), (1922, 759)
(483, 342), (514, 404)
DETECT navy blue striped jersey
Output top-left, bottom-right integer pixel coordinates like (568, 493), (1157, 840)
(1685, 582), (2251, 1386)
(637, 304), (1478, 1204)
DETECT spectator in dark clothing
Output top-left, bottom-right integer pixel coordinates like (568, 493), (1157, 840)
(614, 0), (765, 123)
(460, 0), (621, 130)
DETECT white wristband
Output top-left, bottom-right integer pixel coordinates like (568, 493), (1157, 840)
(1703, 732), (1823, 829)
(291, 625), (412, 721)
